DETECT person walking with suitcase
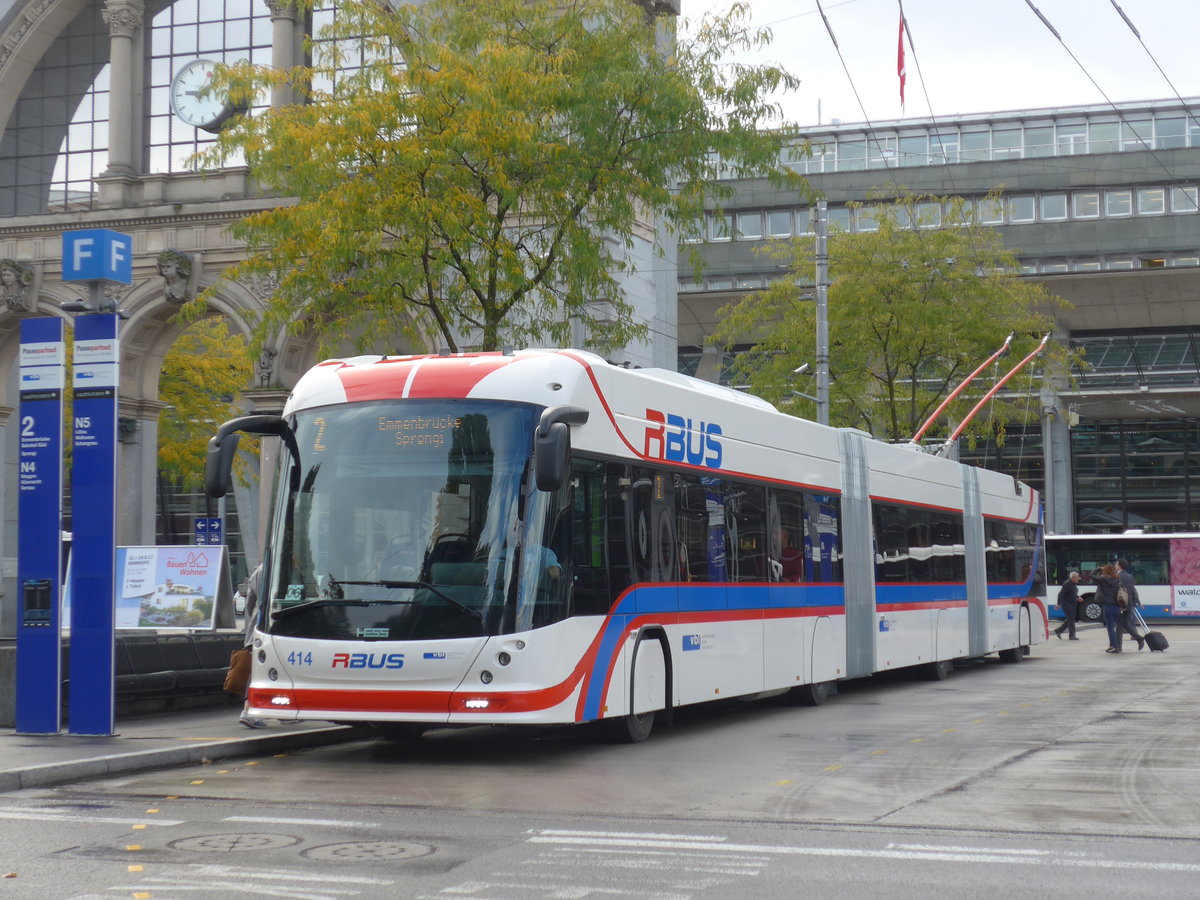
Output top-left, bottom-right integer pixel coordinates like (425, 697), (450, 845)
(1116, 558), (1145, 651)
(1054, 570), (1081, 640)
(1095, 564), (1122, 653)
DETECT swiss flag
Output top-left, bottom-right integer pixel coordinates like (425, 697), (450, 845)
(897, 10), (907, 113)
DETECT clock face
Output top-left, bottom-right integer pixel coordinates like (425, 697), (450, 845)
(169, 59), (233, 132)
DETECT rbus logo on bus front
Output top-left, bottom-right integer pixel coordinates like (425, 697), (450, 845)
(644, 408), (723, 469)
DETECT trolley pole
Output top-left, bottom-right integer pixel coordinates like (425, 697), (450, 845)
(814, 200), (830, 426)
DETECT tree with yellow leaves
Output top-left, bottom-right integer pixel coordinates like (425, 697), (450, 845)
(198, 0), (804, 354)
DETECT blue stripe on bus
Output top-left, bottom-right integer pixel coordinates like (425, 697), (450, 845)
(580, 580), (1034, 721)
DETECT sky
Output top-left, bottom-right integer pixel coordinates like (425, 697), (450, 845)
(679, 0), (1200, 127)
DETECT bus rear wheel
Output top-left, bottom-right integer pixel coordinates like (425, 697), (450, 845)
(924, 659), (954, 681)
(605, 710), (656, 743)
(1079, 597), (1102, 622)
(998, 645), (1024, 663)
(788, 680), (834, 706)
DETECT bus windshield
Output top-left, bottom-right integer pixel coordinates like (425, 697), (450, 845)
(264, 399), (549, 640)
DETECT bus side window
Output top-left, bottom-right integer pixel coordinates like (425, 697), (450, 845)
(727, 482), (766, 582)
(630, 467), (676, 583)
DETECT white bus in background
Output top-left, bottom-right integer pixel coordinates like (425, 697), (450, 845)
(206, 349), (1048, 743)
(1046, 532), (1200, 623)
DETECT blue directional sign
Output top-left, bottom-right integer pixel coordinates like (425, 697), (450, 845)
(194, 516), (223, 546)
(16, 318), (66, 735)
(61, 229), (132, 284)
(69, 313), (120, 735)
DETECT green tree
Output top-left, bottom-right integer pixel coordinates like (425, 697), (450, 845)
(157, 318), (254, 489)
(715, 194), (1070, 444)
(196, 0), (803, 354)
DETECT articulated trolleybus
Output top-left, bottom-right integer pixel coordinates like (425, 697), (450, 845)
(207, 349), (1047, 742)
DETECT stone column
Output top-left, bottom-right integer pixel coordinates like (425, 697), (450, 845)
(97, 0), (144, 205)
(116, 398), (168, 548)
(266, 0), (301, 108)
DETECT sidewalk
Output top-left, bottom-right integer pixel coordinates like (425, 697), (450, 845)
(0, 707), (371, 793)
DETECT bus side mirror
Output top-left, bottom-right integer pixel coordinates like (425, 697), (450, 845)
(534, 406), (589, 492)
(205, 414), (298, 499)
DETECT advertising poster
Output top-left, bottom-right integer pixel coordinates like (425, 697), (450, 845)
(1170, 537), (1200, 616)
(64, 545), (232, 630)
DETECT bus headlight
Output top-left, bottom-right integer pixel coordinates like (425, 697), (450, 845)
(480, 670), (493, 684)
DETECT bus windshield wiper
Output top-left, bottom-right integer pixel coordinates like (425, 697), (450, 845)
(271, 595), (411, 621)
(338, 579), (484, 622)
(272, 579), (484, 624)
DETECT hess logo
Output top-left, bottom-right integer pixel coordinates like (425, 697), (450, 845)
(331, 652), (405, 669)
(643, 408), (723, 468)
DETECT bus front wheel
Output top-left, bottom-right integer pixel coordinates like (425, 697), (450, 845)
(605, 710), (655, 743)
(1079, 596), (1102, 622)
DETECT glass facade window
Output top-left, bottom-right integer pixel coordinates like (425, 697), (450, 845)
(867, 136), (896, 168)
(0, 6), (110, 214)
(1089, 121), (1119, 153)
(960, 130), (990, 161)
(839, 139), (866, 171)
(1041, 193), (1068, 220)
(1137, 187), (1166, 215)
(1056, 124), (1087, 154)
(855, 207), (880, 232)
(148, 1), (272, 175)
(1008, 195), (1035, 223)
(1073, 192), (1100, 218)
(709, 212), (732, 241)
(931, 131), (959, 163)
(992, 127), (1023, 159)
(767, 209), (792, 237)
(1025, 126), (1054, 157)
(978, 196), (1003, 224)
(1122, 119), (1152, 150)
(1171, 186), (1199, 213)
(916, 201), (941, 227)
(1154, 116), (1186, 149)
(898, 134), (928, 166)
(826, 207), (851, 232)
(1105, 190), (1133, 216)
(735, 211), (762, 240)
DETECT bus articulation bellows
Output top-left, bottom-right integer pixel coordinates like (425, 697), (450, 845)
(207, 349), (1047, 742)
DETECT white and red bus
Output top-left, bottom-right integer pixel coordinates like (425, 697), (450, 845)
(206, 349), (1047, 741)
(1046, 532), (1200, 623)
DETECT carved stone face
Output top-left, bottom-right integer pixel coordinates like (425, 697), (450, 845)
(0, 265), (15, 286)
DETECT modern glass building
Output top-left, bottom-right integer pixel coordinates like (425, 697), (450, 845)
(678, 98), (1200, 534)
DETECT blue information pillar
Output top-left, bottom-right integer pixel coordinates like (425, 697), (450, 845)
(15, 318), (66, 734)
(68, 314), (121, 735)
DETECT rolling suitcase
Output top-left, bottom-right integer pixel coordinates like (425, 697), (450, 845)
(1133, 608), (1169, 652)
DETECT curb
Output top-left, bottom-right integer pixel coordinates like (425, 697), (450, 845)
(0, 724), (373, 793)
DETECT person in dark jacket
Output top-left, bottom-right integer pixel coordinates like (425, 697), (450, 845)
(1116, 558), (1145, 651)
(1054, 570), (1081, 639)
(1095, 563), (1123, 653)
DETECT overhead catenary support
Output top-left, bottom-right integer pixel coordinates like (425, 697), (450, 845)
(814, 200), (830, 426)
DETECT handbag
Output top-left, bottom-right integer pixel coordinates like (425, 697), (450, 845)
(1116, 584), (1130, 609)
(223, 647), (253, 695)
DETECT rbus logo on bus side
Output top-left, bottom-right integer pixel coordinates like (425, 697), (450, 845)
(644, 408), (723, 469)
(331, 652), (405, 669)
